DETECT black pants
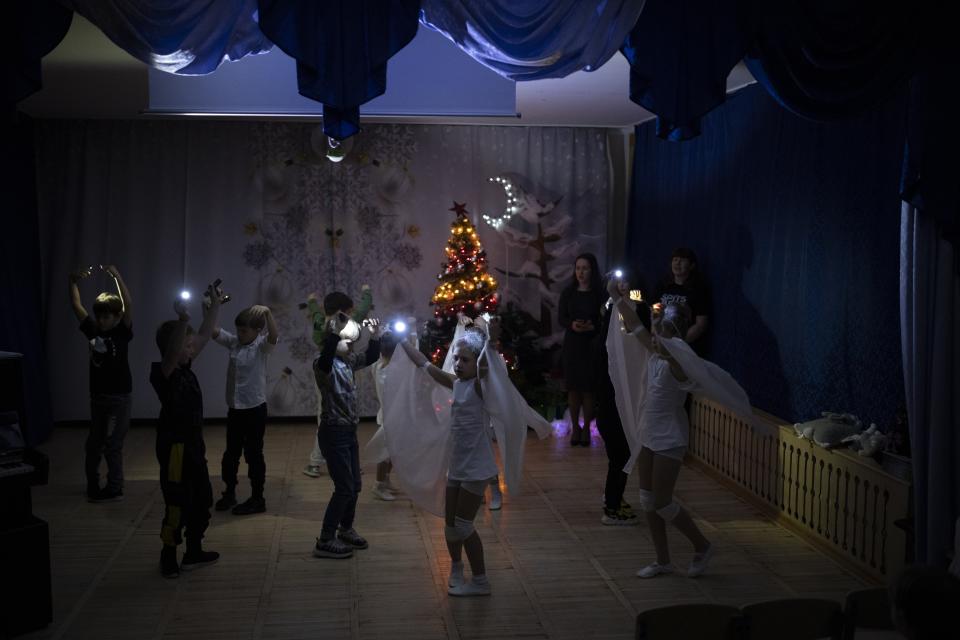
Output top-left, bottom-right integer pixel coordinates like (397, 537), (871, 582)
(596, 390), (631, 512)
(317, 423), (361, 538)
(157, 433), (212, 549)
(221, 403), (267, 495)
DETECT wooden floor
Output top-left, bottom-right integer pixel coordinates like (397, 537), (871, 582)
(22, 421), (869, 640)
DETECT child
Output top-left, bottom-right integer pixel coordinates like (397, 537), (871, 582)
(368, 329), (400, 501)
(302, 285), (373, 478)
(312, 292), (381, 559)
(399, 329), (496, 596)
(608, 276), (715, 578)
(150, 284), (223, 578)
(69, 264), (133, 503)
(212, 304), (278, 515)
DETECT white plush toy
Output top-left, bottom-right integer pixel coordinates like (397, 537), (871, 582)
(841, 423), (888, 457)
(793, 412), (863, 448)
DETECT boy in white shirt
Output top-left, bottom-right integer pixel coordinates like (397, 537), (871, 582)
(212, 305), (278, 515)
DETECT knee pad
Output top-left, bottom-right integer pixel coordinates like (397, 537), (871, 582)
(453, 516), (476, 540)
(445, 524), (462, 543)
(637, 489), (655, 513)
(656, 501), (681, 522)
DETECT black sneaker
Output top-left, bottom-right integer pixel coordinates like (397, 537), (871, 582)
(313, 537), (353, 559)
(214, 492), (237, 511)
(231, 496), (266, 516)
(180, 549), (220, 571)
(160, 546), (179, 579)
(338, 527), (369, 550)
(88, 486), (124, 503)
(601, 507), (639, 526)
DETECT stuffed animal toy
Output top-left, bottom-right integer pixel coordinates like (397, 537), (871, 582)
(841, 423), (888, 457)
(793, 412), (863, 448)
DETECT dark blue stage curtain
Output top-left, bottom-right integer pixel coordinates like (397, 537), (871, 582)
(258, 0), (421, 141)
(620, 0), (747, 141)
(1, 115), (53, 445)
(625, 84), (907, 427)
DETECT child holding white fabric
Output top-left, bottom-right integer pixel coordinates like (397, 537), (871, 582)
(399, 328), (496, 597)
(368, 329), (401, 501)
(607, 277), (714, 579)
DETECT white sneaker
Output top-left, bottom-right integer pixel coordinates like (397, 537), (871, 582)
(448, 563), (465, 588)
(636, 562), (676, 579)
(448, 578), (491, 597)
(372, 483), (396, 501)
(302, 464), (322, 478)
(488, 486), (502, 511)
(687, 544), (715, 578)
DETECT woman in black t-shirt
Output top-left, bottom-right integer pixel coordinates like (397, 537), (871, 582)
(557, 253), (604, 446)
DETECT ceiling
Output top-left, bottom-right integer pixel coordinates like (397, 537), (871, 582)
(20, 14), (756, 129)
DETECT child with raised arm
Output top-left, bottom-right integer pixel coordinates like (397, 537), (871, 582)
(311, 292), (381, 559)
(607, 274), (751, 578)
(69, 264), (134, 503)
(399, 329), (496, 596)
(301, 285), (373, 478)
(211, 303), (278, 515)
(150, 283), (224, 578)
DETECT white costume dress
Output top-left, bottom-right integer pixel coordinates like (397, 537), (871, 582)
(605, 308), (768, 472)
(381, 334), (552, 516)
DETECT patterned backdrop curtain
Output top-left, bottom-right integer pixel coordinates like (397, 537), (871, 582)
(35, 121), (609, 421)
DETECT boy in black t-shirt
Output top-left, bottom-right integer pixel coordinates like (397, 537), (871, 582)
(69, 264), (134, 502)
(150, 284), (223, 578)
(653, 248), (712, 357)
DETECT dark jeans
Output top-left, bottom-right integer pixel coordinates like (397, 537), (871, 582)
(317, 423), (361, 538)
(596, 389), (631, 511)
(221, 403), (267, 496)
(157, 433), (212, 549)
(87, 393), (131, 491)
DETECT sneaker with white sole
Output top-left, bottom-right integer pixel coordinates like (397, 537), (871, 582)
(448, 562), (465, 588)
(601, 507), (639, 526)
(448, 578), (491, 597)
(313, 537), (353, 559)
(338, 527), (369, 550)
(372, 483), (396, 501)
(302, 464), (323, 478)
(687, 544), (715, 578)
(636, 562), (676, 578)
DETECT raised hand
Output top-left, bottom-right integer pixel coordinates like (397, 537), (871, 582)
(174, 298), (190, 321)
(606, 276), (621, 299)
(104, 264), (121, 279)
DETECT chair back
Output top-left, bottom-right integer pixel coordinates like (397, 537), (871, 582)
(842, 587), (894, 640)
(636, 603), (742, 640)
(741, 598), (843, 640)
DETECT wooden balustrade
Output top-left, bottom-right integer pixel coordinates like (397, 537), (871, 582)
(687, 395), (911, 582)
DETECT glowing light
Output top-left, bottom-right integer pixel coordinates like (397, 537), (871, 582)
(180, 290), (191, 300)
(614, 269), (623, 278)
(393, 320), (407, 333)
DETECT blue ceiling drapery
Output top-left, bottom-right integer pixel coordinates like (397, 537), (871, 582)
(258, 0), (421, 140)
(419, 0), (646, 81)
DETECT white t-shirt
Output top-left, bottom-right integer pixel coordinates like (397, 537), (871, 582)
(639, 355), (696, 451)
(214, 329), (275, 410)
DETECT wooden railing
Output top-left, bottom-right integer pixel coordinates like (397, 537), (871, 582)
(687, 396), (911, 583)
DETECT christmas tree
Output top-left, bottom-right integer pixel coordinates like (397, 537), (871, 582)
(422, 202), (499, 363)
(431, 202), (499, 318)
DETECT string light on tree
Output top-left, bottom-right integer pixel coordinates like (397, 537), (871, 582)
(481, 176), (522, 229)
(430, 202), (499, 320)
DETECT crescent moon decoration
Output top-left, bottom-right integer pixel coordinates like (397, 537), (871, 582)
(481, 176), (523, 230)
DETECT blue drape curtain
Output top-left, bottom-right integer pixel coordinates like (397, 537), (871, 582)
(258, 0), (421, 140)
(419, 0), (645, 80)
(625, 84), (907, 430)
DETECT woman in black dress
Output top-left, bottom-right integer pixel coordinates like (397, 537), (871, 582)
(557, 253), (603, 446)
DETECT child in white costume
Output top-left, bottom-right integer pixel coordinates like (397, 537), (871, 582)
(364, 330), (401, 501)
(442, 316), (503, 510)
(605, 276), (767, 579)
(386, 317), (551, 596)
